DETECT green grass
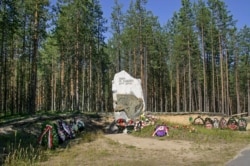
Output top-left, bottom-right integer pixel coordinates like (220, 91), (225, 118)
(2, 131), (46, 166)
(132, 120), (250, 144)
(3, 129), (105, 165)
(4, 144), (45, 166)
(0, 111), (83, 165)
(2, 116), (250, 165)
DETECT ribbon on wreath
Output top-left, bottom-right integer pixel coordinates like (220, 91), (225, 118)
(38, 124), (53, 148)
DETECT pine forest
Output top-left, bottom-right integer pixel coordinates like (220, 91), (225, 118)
(0, 0), (249, 117)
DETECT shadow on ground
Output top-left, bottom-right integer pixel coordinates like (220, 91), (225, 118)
(0, 112), (112, 165)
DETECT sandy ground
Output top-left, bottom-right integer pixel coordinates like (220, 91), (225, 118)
(38, 114), (250, 166)
(39, 131), (241, 166)
(1, 113), (249, 166)
(157, 114), (223, 125)
(159, 114), (250, 130)
(105, 133), (193, 151)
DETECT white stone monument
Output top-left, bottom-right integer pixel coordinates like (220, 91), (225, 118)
(112, 70), (145, 121)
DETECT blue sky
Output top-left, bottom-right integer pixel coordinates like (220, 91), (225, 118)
(50, 0), (250, 39)
(99, 0), (250, 39)
(99, 0), (249, 28)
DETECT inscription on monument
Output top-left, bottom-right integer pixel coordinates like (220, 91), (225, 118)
(119, 77), (134, 85)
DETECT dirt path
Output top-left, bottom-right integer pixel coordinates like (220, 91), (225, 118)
(102, 132), (249, 166)
(39, 132), (239, 166)
(1, 113), (249, 166)
(104, 133), (192, 151)
(39, 133), (200, 166)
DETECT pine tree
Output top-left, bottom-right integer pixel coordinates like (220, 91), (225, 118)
(110, 0), (124, 72)
(208, 0), (237, 115)
(174, 0), (200, 112)
(237, 26), (250, 115)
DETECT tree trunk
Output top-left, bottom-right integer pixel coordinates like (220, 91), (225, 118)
(219, 35), (224, 114)
(201, 27), (207, 112)
(88, 45), (92, 112)
(0, 1), (6, 114)
(170, 71), (173, 112)
(188, 40), (192, 112)
(183, 67), (187, 112)
(248, 80), (250, 115)
(75, 15), (80, 111)
(235, 50), (240, 114)
(197, 79), (202, 112)
(247, 52), (250, 115)
(176, 65), (180, 112)
(29, 2), (39, 114)
(225, 50), (230, 115)
(133, 48), (136, 76)
(212, 47), (216, 113)
(144, 47), (147, 111)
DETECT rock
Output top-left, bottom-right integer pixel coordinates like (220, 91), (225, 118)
(112, 70), (145, 120)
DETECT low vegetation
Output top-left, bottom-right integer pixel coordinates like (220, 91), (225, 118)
(1, 113), (250, 166)
(135, 121), (250, 143)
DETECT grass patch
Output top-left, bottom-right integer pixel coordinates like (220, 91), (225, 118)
(4, 143), (45, 166)
(125, 145), (136, 149)
(131, 120), (250, 144)
(2, 114), (250, 165)
(0, 111), (95, 165)
(2, 131), (47, 166)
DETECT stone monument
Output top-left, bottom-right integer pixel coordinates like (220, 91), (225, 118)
(112, 70), (145, 121)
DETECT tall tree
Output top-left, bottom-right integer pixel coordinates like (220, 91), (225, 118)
(54, 0), (107, 112)
(164, 12), (179, 112)
(110, 0), (124, 72)
(195, 0), (211, 112)
(174, 0), (200, 112)
(208, 0), (236, 115)
(237, 26), (250, 115)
